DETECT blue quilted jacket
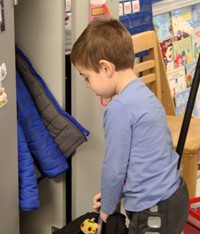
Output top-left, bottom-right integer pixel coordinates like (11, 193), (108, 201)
(16, 46), (89, 211)
(17, 70), (68, 210)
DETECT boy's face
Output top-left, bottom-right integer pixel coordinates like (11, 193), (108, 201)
(76, 62), (116, 99)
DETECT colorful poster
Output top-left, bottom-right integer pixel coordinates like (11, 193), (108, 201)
(191, 26), (200, 61)
(173, 36), (193, 68)
(171, 6), (193, 37)
(175, 87), (199, 117)
(167, 66), (187, 99)
(0, 0), (5, 32)
(191, 3), (200, 28)
(159, 35), (181, 72)
(153, 12), (173, 41)
(0, 63), (8, 108)
(185, 61), (197, 87)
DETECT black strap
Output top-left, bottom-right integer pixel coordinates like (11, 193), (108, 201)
(176, 53), (200, 169)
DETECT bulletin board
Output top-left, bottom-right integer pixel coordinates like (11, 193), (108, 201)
(119, 0), (153, 36)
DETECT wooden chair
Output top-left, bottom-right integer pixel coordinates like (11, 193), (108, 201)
(132, 30), (176, 115)
(131, 30), (200, 198)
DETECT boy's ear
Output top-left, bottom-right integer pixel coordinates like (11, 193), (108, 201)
(99, 60), (114, 77)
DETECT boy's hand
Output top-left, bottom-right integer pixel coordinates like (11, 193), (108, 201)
(93, 193), (101, 212)
(93, 193), (109, 223)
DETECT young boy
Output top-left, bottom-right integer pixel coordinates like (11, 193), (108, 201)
(71, 17), (189, 234)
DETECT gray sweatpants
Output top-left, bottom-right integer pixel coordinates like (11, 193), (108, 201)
(126, 177), (189, 234)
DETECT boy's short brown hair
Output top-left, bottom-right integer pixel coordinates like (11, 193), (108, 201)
(71, 17), (135, 73)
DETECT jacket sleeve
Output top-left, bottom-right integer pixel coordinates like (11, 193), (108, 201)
(18, 122), (40, 211)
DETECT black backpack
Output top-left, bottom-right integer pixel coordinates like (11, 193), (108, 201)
(55, 212), (128, 234)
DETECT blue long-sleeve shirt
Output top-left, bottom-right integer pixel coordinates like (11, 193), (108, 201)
(101, 78), (180, 214)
